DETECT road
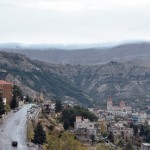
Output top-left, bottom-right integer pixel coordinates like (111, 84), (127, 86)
(0, 104), (33, 150)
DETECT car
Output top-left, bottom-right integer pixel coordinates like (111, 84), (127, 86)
(12, 141), (18, 147)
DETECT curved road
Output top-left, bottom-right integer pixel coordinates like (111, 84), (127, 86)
(0, 104), (33, 150)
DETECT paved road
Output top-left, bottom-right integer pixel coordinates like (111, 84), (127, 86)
(0, 104), (33, 150)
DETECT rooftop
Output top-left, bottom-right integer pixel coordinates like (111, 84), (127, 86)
(0, 80), (12, 85)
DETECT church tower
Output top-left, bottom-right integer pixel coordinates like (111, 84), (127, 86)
(120, 100), (125, 108)
(107, 96), (113, 110)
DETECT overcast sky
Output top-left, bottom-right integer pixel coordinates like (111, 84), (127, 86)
(0, 0), (150, 44)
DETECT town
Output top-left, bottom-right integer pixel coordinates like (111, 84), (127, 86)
(0, 79), (150, 150)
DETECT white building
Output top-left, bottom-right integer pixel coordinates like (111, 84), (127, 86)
(74, 116), (98, 135)
(141, 143), (150, 150)
(107, 96), (132, 117)
(132, 112), (147, 124)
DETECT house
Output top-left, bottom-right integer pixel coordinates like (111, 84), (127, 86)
(109, 122), (133, 141)
(141, 143), (150, 150)
(0, 80), (13, 104)
(107, 96), (132, 117)
(74, 116), (99, 141)
(132, 112), (147, 124)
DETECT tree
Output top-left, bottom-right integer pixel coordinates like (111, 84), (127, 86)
(43, 134), (62, 150)
(96, 143), (116, 150)
(99, 121), (107, 135)
(124, 142), (134, 150)
(61, 131), (86, 150)
(55, 100), (62, 113)
(117, 139), (125, 148)
(10, 95), (18, 109)
(140, 125), (144, 137)
(108, 131), (114, 143)
(33, 122), (46, 145)
(145, 132), (150, 143)
(0, 97), (5, 116)
(5, 104), (10, 114)
(133, 125), (138, 136)
(63, 119), (70, 130)
(13, 85), (23, 99)
(25, 95), (32, 103)
(130, 123), (134, 128)
(91, 134), (95, 146)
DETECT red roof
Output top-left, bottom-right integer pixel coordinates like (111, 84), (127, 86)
(0, 80), (12, 85)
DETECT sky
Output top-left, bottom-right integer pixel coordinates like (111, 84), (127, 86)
(0, 0), (150, 44)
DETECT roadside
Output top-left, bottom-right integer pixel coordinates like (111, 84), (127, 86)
(0, 110), (13, 127)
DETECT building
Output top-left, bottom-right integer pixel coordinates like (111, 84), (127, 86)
(107, 96), (132, 117)
(109, 122), (133, 141)
(74, 116), (99, 141)
(141, 143), (150, 150)
(132, 112), (147, 124)
(0, 80), (13, 104)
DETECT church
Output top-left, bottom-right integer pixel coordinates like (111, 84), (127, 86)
(107, 96), (132, 117)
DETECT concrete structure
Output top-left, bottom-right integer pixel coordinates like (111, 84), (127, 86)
(141, 143), (150, 150)
(74, 116), (100, 142)
(107, 96), (132, 117)
(0, 80), (13, 104)
(109, 122), (133, 141)
(132, 112), (147, 124)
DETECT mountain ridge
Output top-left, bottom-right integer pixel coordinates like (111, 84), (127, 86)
(1, 42), (150, 65)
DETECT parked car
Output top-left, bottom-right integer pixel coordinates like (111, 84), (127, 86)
(12, 141), (18, 147)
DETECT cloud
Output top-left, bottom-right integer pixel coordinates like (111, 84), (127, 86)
(0, 0), (150, 43)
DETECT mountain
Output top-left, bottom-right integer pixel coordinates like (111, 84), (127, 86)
(1, 42), (150, 65)
(1, 51), (150, 109)
(0, 51), (93, 106)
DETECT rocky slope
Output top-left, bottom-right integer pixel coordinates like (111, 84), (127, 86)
(1, 51), (150, 108)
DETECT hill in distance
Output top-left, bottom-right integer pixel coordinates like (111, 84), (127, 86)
(1, 41), (150, 65)
(1, 50), (150, 109)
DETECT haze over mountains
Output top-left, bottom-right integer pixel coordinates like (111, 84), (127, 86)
(1, 41), (150, 108)
(1, 42), (150, 65)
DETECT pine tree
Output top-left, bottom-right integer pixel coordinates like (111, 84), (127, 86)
(33, 122), (46, 145)
(0, 97), (5, 116)
(55, 100), (62, 113)
(91, 134), (95, 146)
(63, 119), (70, 130)
(133, 125), (138, 136)
(125, 142), (134, 150)
(140, 125), (144, 137)
(108, 131), (114, 143)
(10, 95), (18, 109)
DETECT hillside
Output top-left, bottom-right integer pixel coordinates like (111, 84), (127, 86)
(0, 51), (92, 106)
(2, 42), (150, 65)
(1, 51), (150, 108)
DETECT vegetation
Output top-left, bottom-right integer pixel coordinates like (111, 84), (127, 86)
(4, 104), (10, 113)
(124, 142), (134, 150)
(63, 119), (70, 130)
(13, 85), (23, 99)
(55, 100), (62, 113)
(108, 131), (114, 143)
(33, 122), (46, 145)
(25, 95), (32, 103)
(91, 134), (95, 146)
(96, 143), (115, 150)
(0, 97), (5, 116)
(27, 121), (34, 141)
(133, 125), (138, 136)
(10, 95), (18, 109)
(11, 85), (23, 109)
(43, 131), (86, 150)
(61, 105), (98, 128)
